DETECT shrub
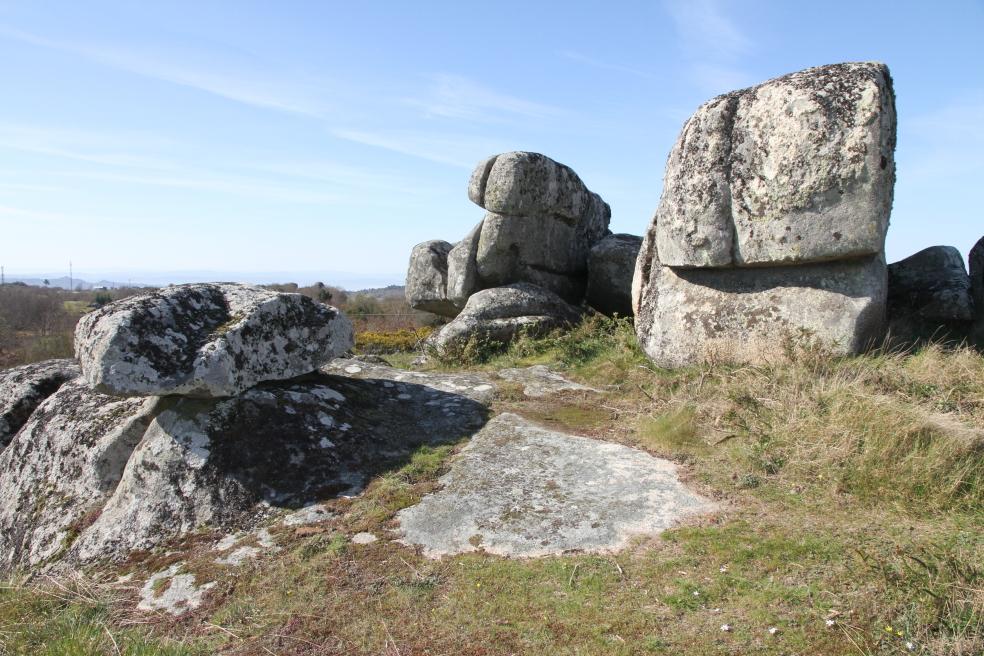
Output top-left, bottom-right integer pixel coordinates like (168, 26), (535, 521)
(355, 327), (433, 354)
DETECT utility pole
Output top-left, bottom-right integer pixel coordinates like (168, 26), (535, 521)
(69, 260), (73, 293)
(1, 265), (4, 286)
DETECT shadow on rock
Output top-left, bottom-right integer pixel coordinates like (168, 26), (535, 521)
(65, 370), (491, 563)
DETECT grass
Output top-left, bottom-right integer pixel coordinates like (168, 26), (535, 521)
(2, 318), (982, 655)
(0, 577), (200, 655)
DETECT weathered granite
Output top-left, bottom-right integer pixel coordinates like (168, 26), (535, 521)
(63, 368), (489, 565)
(654, 62), (896, 268)
(970, 237), (984, 345)
(634, 255), (887, 367)
(586, 233), (642, 316)
(397, 413), (715, 557)
(0, 358), (79, 451)
(75, 283), (353, 398)
(468, 152), (610, 235)
(887, 246), (974, 342)
(447, 220), (484, 310)
(496, 365), (599, 398)
(430, 283), (583, 358)
(406, 240), (458, 317)
(0, 379), (158, 569)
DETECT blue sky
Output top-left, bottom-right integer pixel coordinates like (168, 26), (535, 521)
(0, 0), (981, 287)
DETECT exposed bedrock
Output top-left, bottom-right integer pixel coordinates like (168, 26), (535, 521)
(634, 254), (887, 368)
(0, 362), (492, 571)
(970, 236), (984, 345)
(0, 358), (79, 451)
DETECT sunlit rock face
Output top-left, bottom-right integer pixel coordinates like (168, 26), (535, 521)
(634, 62), (897, 366)
(75, 282), (353, 398)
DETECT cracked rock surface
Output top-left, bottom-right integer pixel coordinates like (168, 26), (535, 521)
(397, 413), (715, 558)
(75, 283), (353, 398)
(0, 362), (492, 571)
(0, 358), (79, 451)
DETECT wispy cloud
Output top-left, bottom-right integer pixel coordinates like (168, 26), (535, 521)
(0, 122), (435, 206)
(0, 123), (175, 169)
(691, 63), (756, 94)
(404, 74), (561, 123)
(558, 50), (656, 80)
(662, 0), (754, 94)
(332, 128), (511, 169)
(663, 0), (751, 60)
(0, 26), (333, 118)
(901, 96), (984, 183)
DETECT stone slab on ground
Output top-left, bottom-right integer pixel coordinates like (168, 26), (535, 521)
(323, 358), (497, 404)
(496, 365), (599, 398)
(396, 413), (715, 558)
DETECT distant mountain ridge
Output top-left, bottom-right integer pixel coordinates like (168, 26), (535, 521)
(5, 277), (146, 291)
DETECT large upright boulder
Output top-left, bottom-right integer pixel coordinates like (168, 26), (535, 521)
(586, 234), (642, 316)
(467, 152), (610, 302)
(406, 240), (458, 317)
(654, 62), (896, 268)
(887, 246), (974, 342)
(635, 62), (897, 366)
(75, 283), (353, 397)
(0, 359), (79, 450)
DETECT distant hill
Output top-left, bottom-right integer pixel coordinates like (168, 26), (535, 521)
(6, 277), (149, 291)
(351, 284), (405, 299)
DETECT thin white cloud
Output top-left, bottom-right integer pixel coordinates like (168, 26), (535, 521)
(691, 63), (756, 95)
(663, 0), (751, 60)
(404, 74), (561, 123)
(559, 50), (657, 80)
(900, 96), (984, 183)
(0, 123), (175, 169)
(332, 128), (511, 169)
(663, 0), (755, 94)
(0, 26), (332, 118)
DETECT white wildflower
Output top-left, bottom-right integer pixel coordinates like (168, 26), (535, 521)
(768, 627), (778, 635)
(720, 624), (732, 632)
(825, 619), (836, 627)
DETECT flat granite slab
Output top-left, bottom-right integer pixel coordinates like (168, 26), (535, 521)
(496, 365), (600, 398)
(396, 413), (715, 558)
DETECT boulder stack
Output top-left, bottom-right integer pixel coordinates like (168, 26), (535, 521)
(0, 283), (360, 570)
(407, 151), (637, 353)
(634, 62), (897, 366)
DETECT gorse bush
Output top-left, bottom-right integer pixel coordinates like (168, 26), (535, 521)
(355, 327), (433, 354)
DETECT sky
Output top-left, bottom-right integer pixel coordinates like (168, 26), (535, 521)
(0, 0), (981, 288)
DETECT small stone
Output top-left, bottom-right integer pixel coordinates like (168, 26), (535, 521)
(351, 532), (378, 545)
